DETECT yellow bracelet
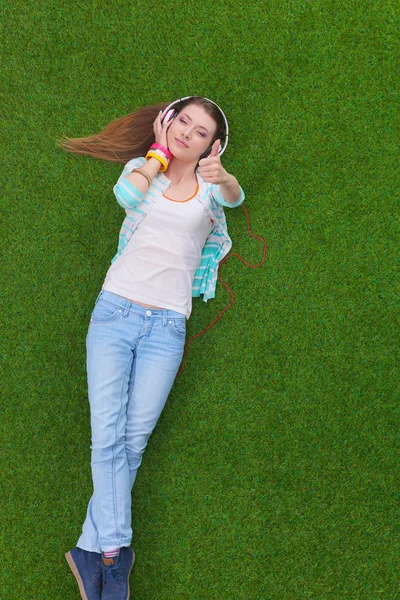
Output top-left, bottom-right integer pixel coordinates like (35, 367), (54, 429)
(148, 147), (170, 163)
(146, 150), (169, 172)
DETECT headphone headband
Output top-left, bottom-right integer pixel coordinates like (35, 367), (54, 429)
(160, 96), (229, 156)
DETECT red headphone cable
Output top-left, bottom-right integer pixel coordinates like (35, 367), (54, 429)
(177, 203), (267, 375)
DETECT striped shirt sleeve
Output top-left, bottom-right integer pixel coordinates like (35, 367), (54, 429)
(211, 183), (245, 208)
(113, 157), (146, 209)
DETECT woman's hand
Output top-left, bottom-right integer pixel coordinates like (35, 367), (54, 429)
(197, 140), (229, 184)
(153, 112), (173, 149)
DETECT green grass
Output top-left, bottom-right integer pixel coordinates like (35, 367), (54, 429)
(1, 1), (398, 598)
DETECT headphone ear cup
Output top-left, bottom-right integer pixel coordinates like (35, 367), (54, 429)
(161, 108), (177, 125)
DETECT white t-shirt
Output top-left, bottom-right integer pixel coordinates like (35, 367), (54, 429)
(102, 189), (214, 318)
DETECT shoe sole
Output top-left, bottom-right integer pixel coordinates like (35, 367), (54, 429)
(65, 549), (136, 600)
(126, 549), (136, 600)
(65, 551), (91, 600)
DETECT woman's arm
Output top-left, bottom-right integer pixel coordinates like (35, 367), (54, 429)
(217, 172), (243, 205)
(198, 139), (244, 207)
(124, 157), (161, 194)
(125, 113), (172, 193)
(113, 114), (172, 208)
(212, 178), (245, 208)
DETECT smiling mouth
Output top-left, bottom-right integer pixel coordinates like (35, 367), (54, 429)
(176, 138), (188, 148)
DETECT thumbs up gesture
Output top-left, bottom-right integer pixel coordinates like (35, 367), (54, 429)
(197, 139), (229, 184)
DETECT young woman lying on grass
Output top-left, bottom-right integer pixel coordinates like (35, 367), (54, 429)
(59, 95), (245, 600)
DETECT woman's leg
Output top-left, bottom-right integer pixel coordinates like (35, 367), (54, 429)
(124, 309), (186, 488)
(77, 293), (142, 553)
(76, 293), (186, 553)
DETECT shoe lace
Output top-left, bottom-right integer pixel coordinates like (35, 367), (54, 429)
(103, 561), (121, 582)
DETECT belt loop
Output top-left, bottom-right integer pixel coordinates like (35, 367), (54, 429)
(123, 301), (130, 318)
(162, 310), (167, 326)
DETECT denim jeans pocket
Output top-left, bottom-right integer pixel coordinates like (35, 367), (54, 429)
(90, 299), (123, 325)
(167, 318), (186, 342)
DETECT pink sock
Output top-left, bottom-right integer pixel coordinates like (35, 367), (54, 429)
(103, 549), (120, 558)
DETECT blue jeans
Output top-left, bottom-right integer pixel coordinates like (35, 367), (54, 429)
(77, 290), (186, 553)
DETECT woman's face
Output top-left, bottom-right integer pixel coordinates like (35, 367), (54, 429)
(166, 103), (218, 162)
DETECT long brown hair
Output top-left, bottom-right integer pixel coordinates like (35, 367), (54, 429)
(57, 96), (226, 164)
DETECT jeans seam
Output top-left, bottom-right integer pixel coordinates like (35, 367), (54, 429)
(110, 353), (133, 548)
(126, 350), (137, 459)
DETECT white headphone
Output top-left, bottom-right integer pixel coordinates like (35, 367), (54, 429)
(160, 96), (229, 158)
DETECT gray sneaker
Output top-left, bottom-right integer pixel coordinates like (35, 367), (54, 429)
(65, 547), (102, 600)
(101, 547), (135, 600)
